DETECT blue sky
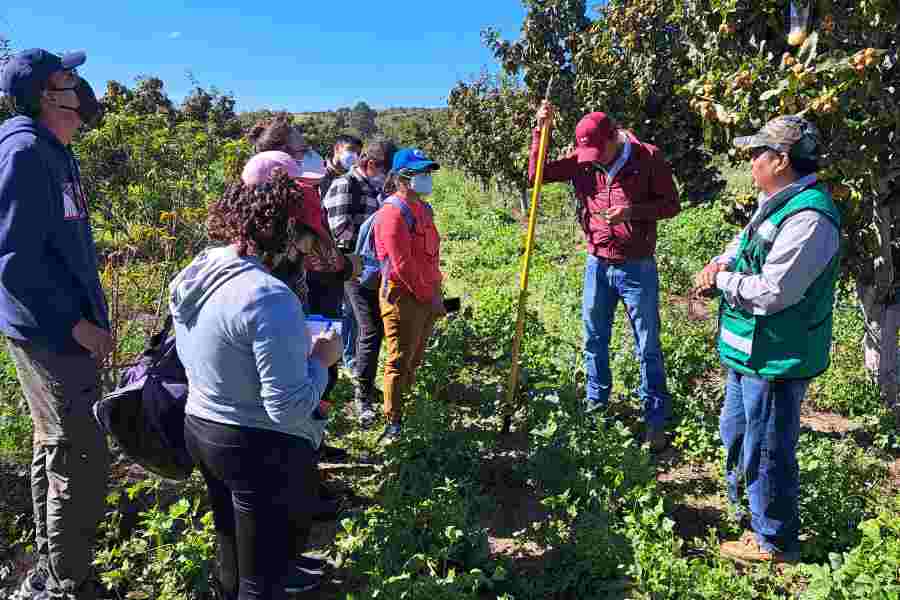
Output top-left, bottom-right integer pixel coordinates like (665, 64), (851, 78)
(1, 2), (531, 112)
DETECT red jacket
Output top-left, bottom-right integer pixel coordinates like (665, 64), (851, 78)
(374, 196), (442, 303)
(529, 129), (680, 261)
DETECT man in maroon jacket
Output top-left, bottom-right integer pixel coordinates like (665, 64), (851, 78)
(530, 102), (681, 449)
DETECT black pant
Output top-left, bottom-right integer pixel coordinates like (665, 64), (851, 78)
(306, 271), (345, 401)
(184, 415), (317, 600)
(345, 281), (385, 396)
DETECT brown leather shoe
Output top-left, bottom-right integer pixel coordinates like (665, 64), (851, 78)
(720, 531), (799, 566)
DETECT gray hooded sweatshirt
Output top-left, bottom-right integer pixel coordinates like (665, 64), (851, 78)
(169, 245), (329, 447)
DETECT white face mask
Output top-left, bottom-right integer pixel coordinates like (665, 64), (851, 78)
(338, 151), (358, 171)
(410, 174), (433, 195)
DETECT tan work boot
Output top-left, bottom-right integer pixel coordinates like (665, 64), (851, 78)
(720, 531), (800, 566)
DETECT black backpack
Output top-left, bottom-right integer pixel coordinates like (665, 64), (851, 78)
(93, 317), (193, 480)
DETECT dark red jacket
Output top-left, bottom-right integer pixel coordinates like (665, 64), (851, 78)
(529, 129), (680, 261)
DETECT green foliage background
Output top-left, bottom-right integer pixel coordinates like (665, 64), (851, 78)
(1, 4), (899, 597)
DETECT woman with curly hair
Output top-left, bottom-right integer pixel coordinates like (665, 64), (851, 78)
(247, 118), (361, 465)
(169, 164), (341, 599)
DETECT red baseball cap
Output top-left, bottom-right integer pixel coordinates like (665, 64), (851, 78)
(574, 112), (615, 163)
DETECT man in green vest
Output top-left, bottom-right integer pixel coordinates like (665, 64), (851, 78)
(694, 115), (841, 565)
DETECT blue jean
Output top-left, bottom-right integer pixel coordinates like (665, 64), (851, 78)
(583, 255), (670, 430)
(720, 369), (807, 553)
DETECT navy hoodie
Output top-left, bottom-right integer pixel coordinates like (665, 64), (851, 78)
(0, 116), (109, 353)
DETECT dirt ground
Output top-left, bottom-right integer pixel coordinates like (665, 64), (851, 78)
(0, 402), (896, 599)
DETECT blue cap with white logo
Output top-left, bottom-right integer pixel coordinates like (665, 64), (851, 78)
(391, 148), (440, 175)
(1, 48), (86, 110)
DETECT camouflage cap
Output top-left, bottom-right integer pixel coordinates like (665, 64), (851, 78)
(733, 115), (820, 162)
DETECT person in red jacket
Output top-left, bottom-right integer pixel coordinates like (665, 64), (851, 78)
(531, 102), (681, 450)
(373, 148), (445, 443)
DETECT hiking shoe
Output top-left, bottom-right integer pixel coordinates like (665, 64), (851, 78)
(645, 429), (668, 453)
(294, 554), (328, 576)
(355, 399), (376, 429)
(284, 569), (321, 593)
(720, 531), (800, 566)
(378, 423), (402, 445)
(17, 566), (50, 597)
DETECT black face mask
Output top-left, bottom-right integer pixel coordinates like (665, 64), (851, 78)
(47, 77), (102, 128)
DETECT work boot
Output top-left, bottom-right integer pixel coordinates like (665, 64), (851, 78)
(720, 531), (800, 566)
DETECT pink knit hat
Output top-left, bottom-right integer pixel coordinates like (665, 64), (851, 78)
(241, 151), (302, 185)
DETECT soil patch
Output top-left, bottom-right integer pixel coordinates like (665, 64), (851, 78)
(476, 444), (549, 560)
(656, 461), (729, 542)
(0, 459), (33, 596)
(800, 408), (859, 435)
(889, 459), (900, 489)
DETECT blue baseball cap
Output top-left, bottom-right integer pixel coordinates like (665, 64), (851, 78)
(392, 148), (439, 174)
(1, 48), (86, 109)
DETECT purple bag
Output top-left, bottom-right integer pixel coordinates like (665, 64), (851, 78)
(93, 317), (193, 480)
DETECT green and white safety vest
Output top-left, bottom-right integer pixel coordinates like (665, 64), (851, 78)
(718, 183), (841, 380)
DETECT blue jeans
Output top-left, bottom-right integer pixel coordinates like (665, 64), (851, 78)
(720, 369), (807, 553)
(583, 255), (670, 430)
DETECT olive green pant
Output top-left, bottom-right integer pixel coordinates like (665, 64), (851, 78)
(7, 339), (110, 600)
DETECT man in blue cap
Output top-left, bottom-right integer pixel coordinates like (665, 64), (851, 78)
(1, 49), (109, 599)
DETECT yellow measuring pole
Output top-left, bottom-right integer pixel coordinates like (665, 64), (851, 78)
(503, 114), (552, 433)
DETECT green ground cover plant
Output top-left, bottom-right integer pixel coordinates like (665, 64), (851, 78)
(0, 163), (897, 599)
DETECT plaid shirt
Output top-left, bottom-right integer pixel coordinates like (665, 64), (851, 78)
(323, 168), (381, 250)
(318, 162), (346, 199)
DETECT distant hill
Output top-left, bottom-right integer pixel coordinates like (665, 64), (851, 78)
(292, 106), (443, 119)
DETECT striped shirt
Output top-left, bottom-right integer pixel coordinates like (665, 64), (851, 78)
(323, 168), (381, 249)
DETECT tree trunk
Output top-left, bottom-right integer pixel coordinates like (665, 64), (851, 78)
(857, 282), (900, 421)
(858, 192), (900, 426)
